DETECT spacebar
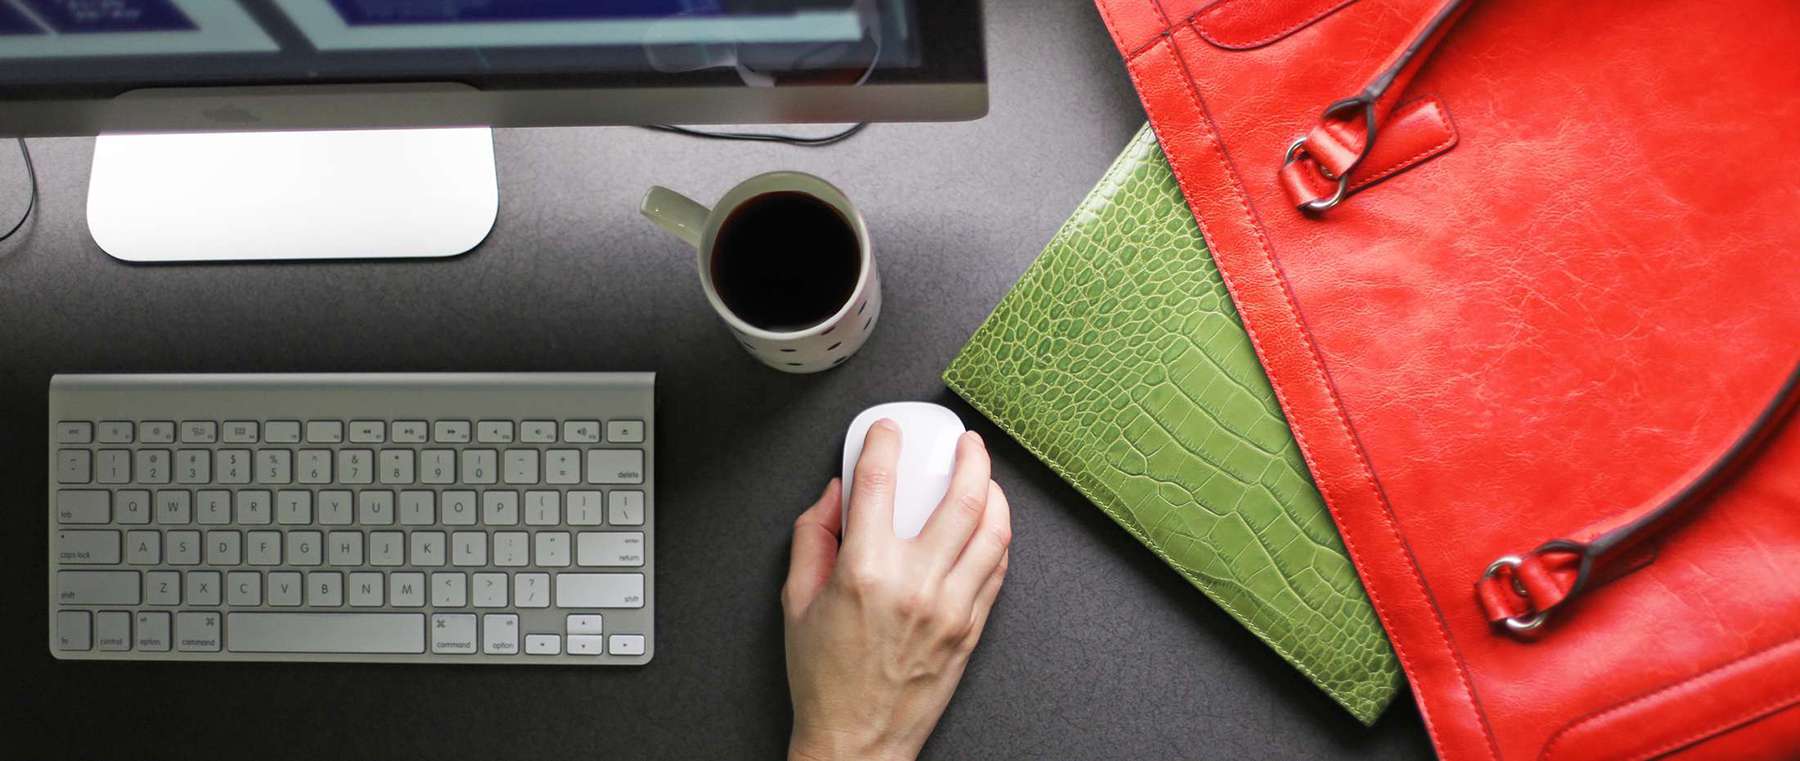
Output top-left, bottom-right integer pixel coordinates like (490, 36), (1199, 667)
(227, 613), (426, 654)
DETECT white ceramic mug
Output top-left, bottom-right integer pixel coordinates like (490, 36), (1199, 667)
(640, 171), (882, 374)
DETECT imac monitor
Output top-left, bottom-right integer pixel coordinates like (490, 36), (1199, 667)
(0, 1), (986, 262)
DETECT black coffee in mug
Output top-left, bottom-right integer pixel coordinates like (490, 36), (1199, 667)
(710, 191), (862, 332)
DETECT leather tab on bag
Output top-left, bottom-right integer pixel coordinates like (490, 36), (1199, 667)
(1280, 97), (1458, 210)
(1194, 0), (1360, 50)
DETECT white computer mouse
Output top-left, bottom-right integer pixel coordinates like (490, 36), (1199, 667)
(841, 402), (966, 539)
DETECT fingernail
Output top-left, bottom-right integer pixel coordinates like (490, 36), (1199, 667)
(966, 431), (985, 448)
(874, 418), (899, 432)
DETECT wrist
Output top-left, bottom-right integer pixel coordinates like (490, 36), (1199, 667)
(789, 727), (914, 761)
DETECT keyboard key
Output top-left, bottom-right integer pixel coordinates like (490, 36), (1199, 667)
(166, 532), (201, 565)
(276, 490), (312, 525)
(97, 421), (134, 444)
(380, 450), (415, 484)
(216, 450), (251, 484)
(420, 450), (455, 484)
(177, 612), (222, 651)
(298, 450), (332, 483)
(268, 572), (303, 606)
(554, 573), (644, 608)
(176, 450), (210, 484)
(568, 491), (604, 525)
(247, 531), (282, 565)
(577, 533), (646, 567)
(586, 450), (644, 484)
(504, 450), (539, 485)
(434, 421), (471, 443)
(442, 491), (477, 526)
(349, 572), (384, 607)
(141, 422), (176, 443)
(265, 421), (302, 443)
(56, 530), (120, 564)
(359, 491), (395, 525)
(609, 635), (647, 656)
(477, 421), (514, 443)
(56, 421), (93, 444)
(308, 571), (344, 606)
(563, 421), (601, 443)
(136, 612), (171, 650)
(206, 532), (241, 565)
(369, 531), (404, 566)
(223, 421), (259, 443)
(483, 614), (519, 654)
(546, 450), (581, 484)
(57, 570), (140, 605)
(483, 491), (519, 526)
(525, 491), (560, 526)
(287, 531), (322, 566)
(568, 635), (605, 655)
(115, 490), (150, 525)
(135, 450), (171, 484)
(493, 532), (529, 567)
(229, 612), (424, 654)
(328, 532), (364, 566)
(96, 611), (132, 651)
(157, 490), (191, 524)
(127, 530), (161, 564)
(390, 573), (426, 607)
(432, 613), (478, 654)
(408, 531), (444, 566)
(257, 450), (292, 484)
(228, 571), (262, 606)
(525, 634), (561, 655)
(188, 570), (222, 605)
(236, 490), (271, 525)
(56, 490), (109, 524)
(196, 491), (231, 525)
(306, 421), (344, 443)
(349, 421), (385, 443)
(146, 571), (181, 605)
(57, 450), (91, 484)
(452, 532), (487, 566)
(566, 614), (603, 635)
(392, 421), (428, 443)
(57, 611), (92, 651)
(338, 449), (374, 484)
(521, 421), (556, 443)
(473, 573), (508, 607)
(181, 421), (218, 444)
(536, 533), (571, 567)
(462, 450), (497, 484)
(609, 491), (646, 526)
(96, 450), (130, 484)
(432, 573), (467, 607)
(515, 573), (551, 608)
(318, 491), (353, 525)
(399, 491), (435, 525)
(608, 420), (646, 443)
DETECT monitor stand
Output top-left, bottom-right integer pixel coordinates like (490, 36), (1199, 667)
(87, 127), (498, 263)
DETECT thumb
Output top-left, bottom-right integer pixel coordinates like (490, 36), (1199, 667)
(782, 479), (844, 618)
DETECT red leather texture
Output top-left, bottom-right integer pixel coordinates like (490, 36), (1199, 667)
(1091, 1), (1800, 759)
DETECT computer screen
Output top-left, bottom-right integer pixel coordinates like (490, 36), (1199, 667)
(0, 1), (977, 95)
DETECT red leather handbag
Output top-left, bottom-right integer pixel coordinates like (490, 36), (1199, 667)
(1091, 0), (1800, 759)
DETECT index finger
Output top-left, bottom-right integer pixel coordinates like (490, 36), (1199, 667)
(843, 419), (902, 552)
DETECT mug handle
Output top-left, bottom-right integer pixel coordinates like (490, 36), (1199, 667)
(639, 186), (711, 251)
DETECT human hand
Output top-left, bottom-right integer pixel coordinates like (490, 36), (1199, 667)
(782, 421), (1013, 761)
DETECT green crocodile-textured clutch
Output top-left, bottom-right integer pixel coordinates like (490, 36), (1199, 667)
(944, 125), (1402, 723)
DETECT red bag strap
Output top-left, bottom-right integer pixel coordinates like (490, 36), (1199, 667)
(1476, 363), (1800, 637)
(1278, 0), (1474, 213)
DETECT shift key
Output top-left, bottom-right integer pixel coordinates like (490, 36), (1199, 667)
(57, 571), (141, 605)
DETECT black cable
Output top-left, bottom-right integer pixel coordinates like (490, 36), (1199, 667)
(641, 122), (869, 147)
(0, 138), (36, 244)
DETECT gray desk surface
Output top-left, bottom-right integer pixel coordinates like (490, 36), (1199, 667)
(0, 1), (1434, 758)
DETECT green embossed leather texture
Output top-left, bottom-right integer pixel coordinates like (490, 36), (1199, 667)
(944, 125), (1402, 724)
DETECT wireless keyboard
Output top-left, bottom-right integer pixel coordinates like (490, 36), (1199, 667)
(48, 373), (654, 664)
